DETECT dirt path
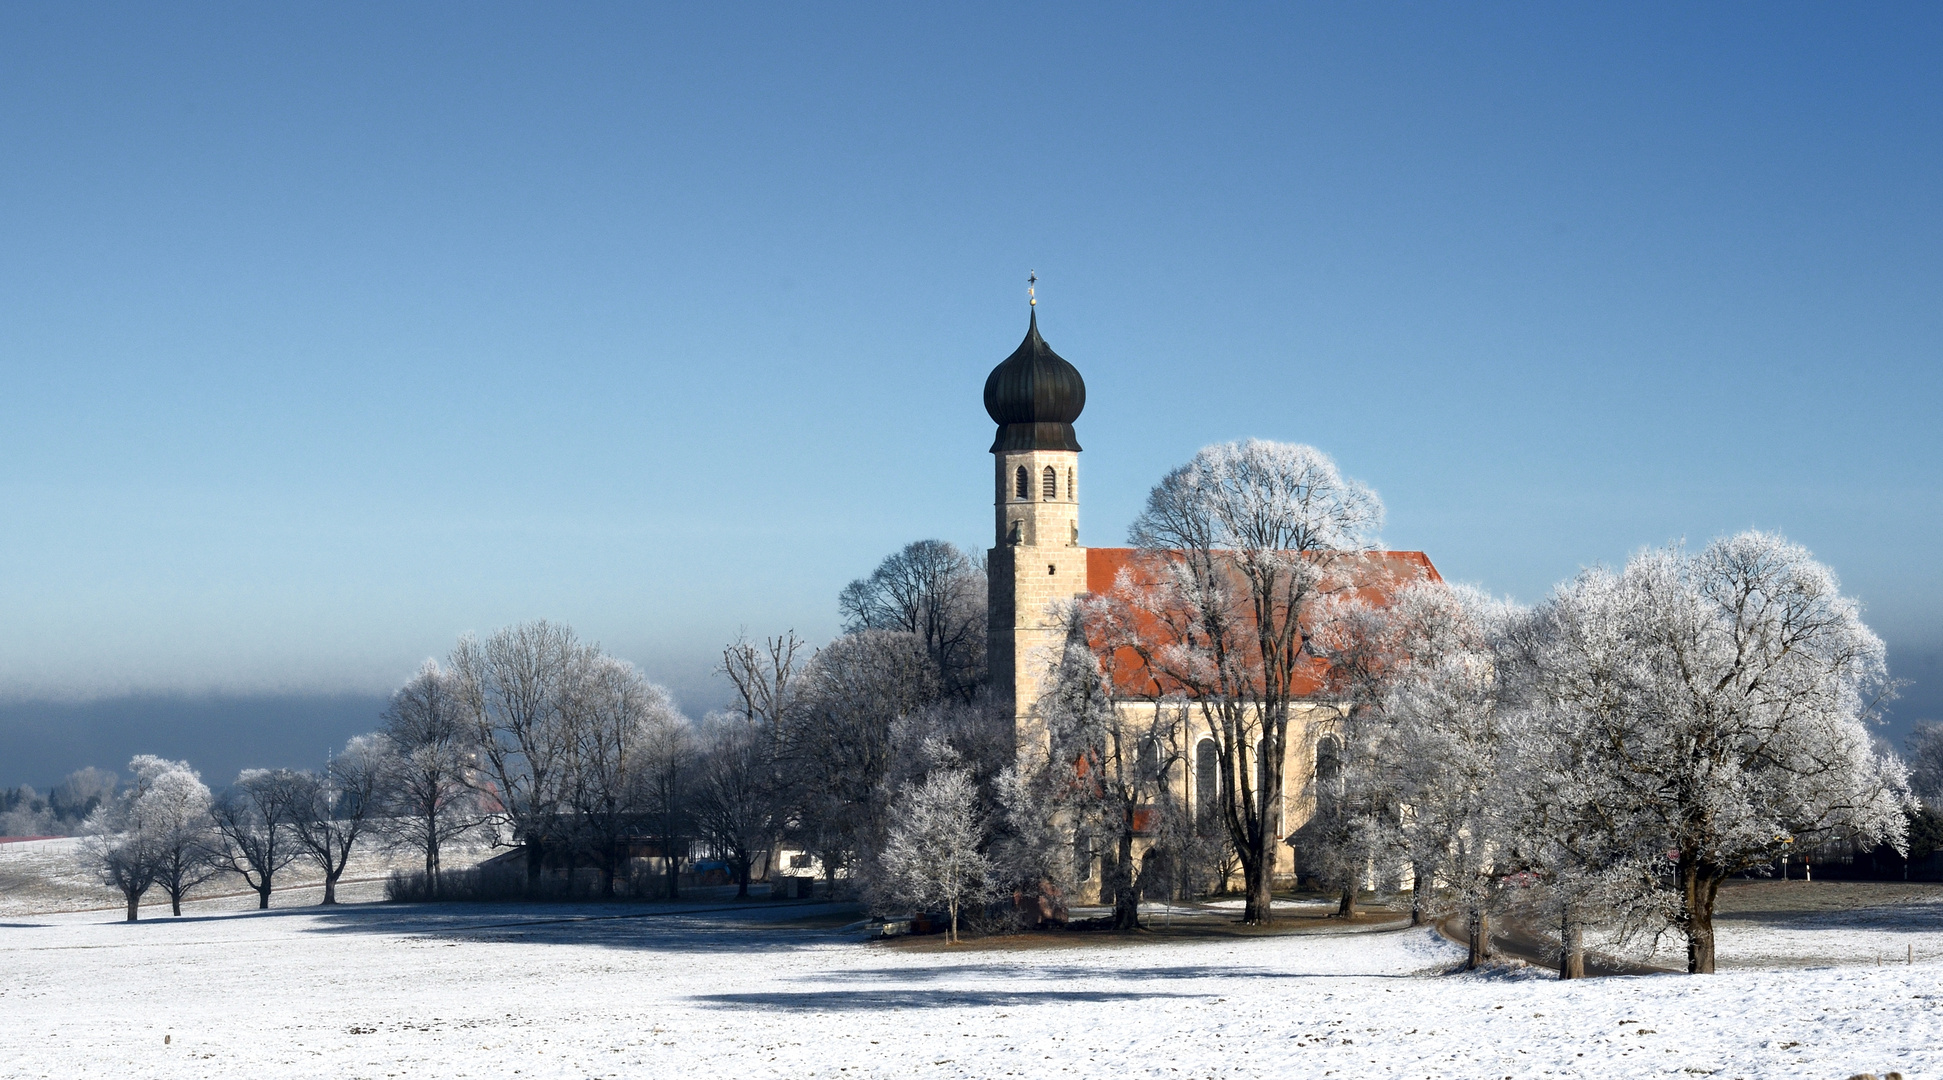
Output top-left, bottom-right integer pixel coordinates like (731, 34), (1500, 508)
(1437, 914), (1676, 977)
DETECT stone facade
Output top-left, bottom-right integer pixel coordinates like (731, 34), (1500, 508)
(986, 447), (1088, 758)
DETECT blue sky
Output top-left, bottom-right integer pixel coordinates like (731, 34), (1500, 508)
(2, 4), (1939, 785)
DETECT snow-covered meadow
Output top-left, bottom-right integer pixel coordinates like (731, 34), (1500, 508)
(2, 895), (1935, 1080)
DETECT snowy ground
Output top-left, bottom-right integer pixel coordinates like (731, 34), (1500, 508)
(1643, 879), (1943, 970)
(3, 896), (1936, 1080)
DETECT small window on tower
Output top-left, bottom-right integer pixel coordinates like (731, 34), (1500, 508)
(1015, 466), (1029, 500)
(1067, 468), (1075, 500)
(1042, 466), (1057, 500)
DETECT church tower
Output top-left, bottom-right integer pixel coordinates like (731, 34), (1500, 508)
(984, 306), (1088, 760)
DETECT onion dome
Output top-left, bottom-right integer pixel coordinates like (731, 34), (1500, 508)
(983, 309), (1086, 452)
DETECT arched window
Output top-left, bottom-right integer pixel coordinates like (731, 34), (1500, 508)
(1315, 735), (1341, 784)
(1136, 735), (1160, 779)
(1042, 466), (1057, 500)
(1195, 739), (1219, 831)
(1015, 465), (1029, 500)
(1074, 830), (1093, 881)
(1315, 735), (1342, 809)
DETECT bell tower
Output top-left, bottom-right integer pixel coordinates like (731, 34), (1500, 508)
(984, 300), (1088, 761)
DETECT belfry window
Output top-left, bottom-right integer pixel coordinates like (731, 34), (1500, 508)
(1015, 465), (1029, 500)
(1067, 468), (1075, 501)
(1042, 466), (1057, 500)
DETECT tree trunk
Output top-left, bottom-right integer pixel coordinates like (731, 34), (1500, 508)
(1681, 860), (1721, 974)
(125, 890), (140, 922)
(1112, 828), (1140, 932)
(1559, 903), (1585, 980)
(321, 869), (340, 905)
(170, 889), (183, 917)
(1466, 905), (1490, 970)
(666, 847), (681, 900)
(1337, 884), (1358, 919)
(1240, 832), (1274, 924)
(256, 881), (272, 910)
(948, 896), (959, 944)
(524, 838), (544, 893)
(735, 856), (751, 899)
(425, 839), (441, 900)
(1409, 866), (1425, 926)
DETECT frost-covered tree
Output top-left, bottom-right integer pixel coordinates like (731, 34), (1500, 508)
(376, 661), (482, 897)
(839, 540), (987, 701)
(127, 756), (218, 917)
(1373, 583), (1520, 970)
(451, 620), (587, 887)
(287, 736), (384, 905)
(880, 753), (999, 942)
(208, 769), (306, 909)
(1499, 573), (1675, 979)
(51, 767), (119, 824)
(559, 655), (685, 895)
(1122, 439), (1383, 924)
(1025, 607), (1185, 931)
(81, 761), (163, 921)
(1539, 534), (1909, 974)
(1301, 593), (1414, 920)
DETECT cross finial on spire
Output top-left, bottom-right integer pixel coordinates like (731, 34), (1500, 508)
(1027, 270), (1037, 308)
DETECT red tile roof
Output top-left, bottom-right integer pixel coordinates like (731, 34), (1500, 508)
(1082, 547), (1442, 699)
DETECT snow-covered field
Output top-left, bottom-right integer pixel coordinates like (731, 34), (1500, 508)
(2, 896), (1935, 1080)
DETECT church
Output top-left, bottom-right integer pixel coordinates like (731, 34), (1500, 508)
(978, 303), (1442, 889)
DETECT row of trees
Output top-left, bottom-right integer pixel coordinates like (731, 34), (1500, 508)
(84, 746), (386, 920)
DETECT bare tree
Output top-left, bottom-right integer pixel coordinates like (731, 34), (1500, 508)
(287, 736), (384, 905)
(720, 630), (805, 726)
(839, 540), (987, 700)
(692, 712), (782, 897)
(776, 629), (940, 893)
(1120, 439), (1385, 924)
(452, 620), (586, 887)
(208, 769), (306, 909)
(376, 660), (482, 897)
(637, 716), (695, 899)
(1906, 721), (1943, 809)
